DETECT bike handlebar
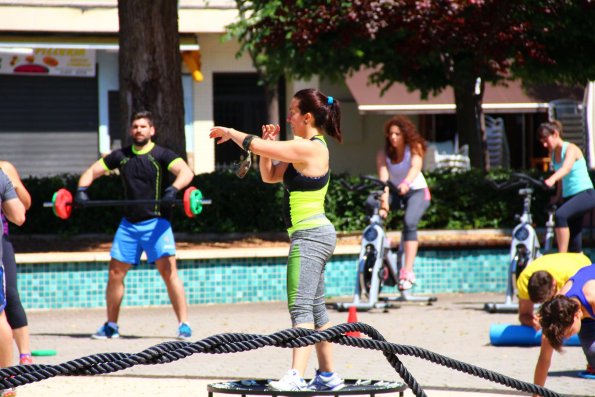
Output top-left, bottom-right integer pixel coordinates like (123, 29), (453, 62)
(486, 172), (553, 192)
(340, 175), (402, 195)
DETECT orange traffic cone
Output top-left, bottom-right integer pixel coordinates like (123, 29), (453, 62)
(345, 306), (361, 337)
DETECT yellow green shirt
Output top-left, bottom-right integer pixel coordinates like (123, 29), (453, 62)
(282, 135), (331, 236)
(516, 252), (591, 300)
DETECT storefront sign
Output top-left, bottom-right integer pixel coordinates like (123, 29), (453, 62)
(0, 48), (96, 77)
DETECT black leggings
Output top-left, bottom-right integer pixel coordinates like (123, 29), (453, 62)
(555, 189), (595, 253)
(2, 236), (28, 329)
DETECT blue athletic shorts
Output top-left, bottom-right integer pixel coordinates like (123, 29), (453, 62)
(0, 265), (5, 312)
(110, 218), (176, 266)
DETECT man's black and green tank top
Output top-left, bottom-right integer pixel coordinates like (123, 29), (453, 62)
(282, 135), (332, 235)
(101, 142), (183, 223)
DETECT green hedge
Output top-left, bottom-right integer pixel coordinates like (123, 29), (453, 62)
(327, 168), (554, 232)
(16, 168), (557, 236)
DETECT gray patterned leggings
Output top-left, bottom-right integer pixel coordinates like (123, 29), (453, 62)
(390, 187), (431, 241)
(286, 224), (336, 328)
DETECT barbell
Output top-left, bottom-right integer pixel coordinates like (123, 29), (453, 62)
(44, 187), (211, 220)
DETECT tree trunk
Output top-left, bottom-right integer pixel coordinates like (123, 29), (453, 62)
(453, 77), (487, 170)
(117, 0), (186, 158)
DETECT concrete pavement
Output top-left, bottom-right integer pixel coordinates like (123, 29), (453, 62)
(8, 292), (592, 397)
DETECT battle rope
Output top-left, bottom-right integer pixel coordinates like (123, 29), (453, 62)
(0, 322), (564, 397)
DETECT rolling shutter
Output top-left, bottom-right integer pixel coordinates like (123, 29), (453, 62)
(0, 74), (99, 176)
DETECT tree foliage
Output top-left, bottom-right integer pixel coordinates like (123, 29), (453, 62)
(228, 0), (595, 168)
(512, 0), (595, 85)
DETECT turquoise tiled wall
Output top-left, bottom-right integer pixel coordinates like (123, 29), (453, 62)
(324, 249), (514, 297)
(16, 248), (538, 310)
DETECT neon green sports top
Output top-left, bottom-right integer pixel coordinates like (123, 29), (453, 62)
(282, 135), (331, 235)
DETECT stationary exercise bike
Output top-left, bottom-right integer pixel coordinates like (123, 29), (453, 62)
(484, 172), (555, 313)
(334, 176), (437, 312)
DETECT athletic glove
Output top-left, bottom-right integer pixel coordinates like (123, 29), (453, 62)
(162, 186), (178, 206)
(74, 187), (89, 205)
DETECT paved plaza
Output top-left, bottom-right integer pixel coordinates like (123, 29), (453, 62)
(5, 292), (591, 397)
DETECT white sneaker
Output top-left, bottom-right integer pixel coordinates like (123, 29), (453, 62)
(268, 369), (309, 391)
(308, 369), (346, 391)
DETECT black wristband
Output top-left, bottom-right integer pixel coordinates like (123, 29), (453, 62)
(242, 135), (256, 152)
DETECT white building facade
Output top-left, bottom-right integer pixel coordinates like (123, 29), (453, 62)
(1, 1), (584, 177)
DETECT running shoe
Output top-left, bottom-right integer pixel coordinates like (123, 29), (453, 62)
(0, 388), (16, 397)
(308, 369), (345, 391)
(268, 369), (309, 391)
(91, 322), (120, 339)
(579, 364), (595, 379)
(399, 269), (416, 290)
(177, 322), (192, 340)
(18, 354), (33, 365)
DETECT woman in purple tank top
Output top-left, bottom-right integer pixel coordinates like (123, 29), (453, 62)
(533, 265), (595, 391)
(0, 161), (33, 366)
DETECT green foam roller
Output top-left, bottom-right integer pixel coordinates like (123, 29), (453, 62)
(31, 349), (57, 356)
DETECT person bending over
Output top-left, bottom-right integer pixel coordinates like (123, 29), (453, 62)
(534, 265), (595, 394)
(516, 252), (591, 329)
(210, 89), (344, 392)
(78, 110), (194, 340)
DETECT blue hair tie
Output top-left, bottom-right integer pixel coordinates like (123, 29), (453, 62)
(327, 96), (334, 105)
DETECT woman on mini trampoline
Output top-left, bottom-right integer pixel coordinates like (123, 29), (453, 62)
(210, 88), (344, 392)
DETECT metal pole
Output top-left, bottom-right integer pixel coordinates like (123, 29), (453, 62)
(43, 199), (212, 208)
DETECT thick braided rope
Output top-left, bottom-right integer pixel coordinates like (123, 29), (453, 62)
(0, 322), (564, 397)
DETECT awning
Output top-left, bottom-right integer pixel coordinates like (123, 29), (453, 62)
(345, 68), (583, 114)
(0, 34), (199, 51)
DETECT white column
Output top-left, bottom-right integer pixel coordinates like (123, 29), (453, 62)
(96, 51), (119, 155)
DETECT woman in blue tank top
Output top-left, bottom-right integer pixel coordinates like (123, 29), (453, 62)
(534, 265), (595, 390)
(539, 120), (595, 253)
